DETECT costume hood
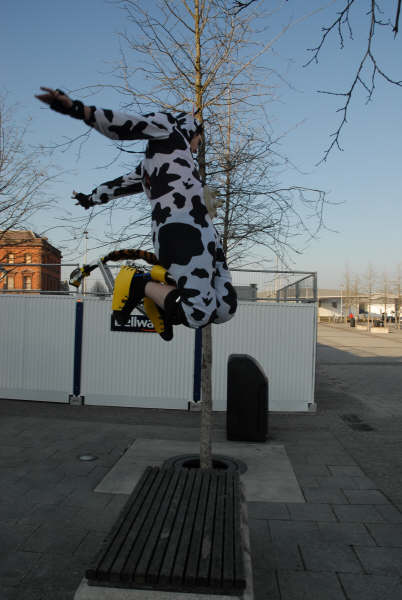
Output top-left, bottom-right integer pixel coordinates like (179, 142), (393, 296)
(175, 112), (202, 141)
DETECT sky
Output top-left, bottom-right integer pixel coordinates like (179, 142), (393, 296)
(2, 0), (402, 290)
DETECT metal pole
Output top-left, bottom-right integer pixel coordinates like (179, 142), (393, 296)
(340, 285), (343, 322)
(83, 231), (88, 295)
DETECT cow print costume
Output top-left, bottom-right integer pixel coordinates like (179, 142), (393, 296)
(78, 107), (237, 329)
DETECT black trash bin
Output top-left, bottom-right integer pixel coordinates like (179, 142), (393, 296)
(350, 317), (356, 328)
(227, 354), (268, 442)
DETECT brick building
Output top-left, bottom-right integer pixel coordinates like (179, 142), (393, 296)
(0, 231), (62, 292)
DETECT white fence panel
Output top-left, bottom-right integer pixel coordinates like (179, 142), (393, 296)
(0, 295), (76, 402)
(0, 296), (316, 411)
(212, 302), (317, 411)
(80, 298), (195, 408)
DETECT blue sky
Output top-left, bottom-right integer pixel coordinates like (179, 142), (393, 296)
(2, 0), (402, 289)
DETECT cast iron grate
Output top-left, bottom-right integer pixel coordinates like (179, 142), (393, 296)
(163, 454), (248, 474)
(86, 466), (246, 595)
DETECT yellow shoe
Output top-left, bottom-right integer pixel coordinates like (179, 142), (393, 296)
(143, 297), (173, 341)
(150, 264), (175, 286)
(112, 266), (150, 325)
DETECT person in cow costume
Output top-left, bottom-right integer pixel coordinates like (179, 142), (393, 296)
(36, 87), (237, 332)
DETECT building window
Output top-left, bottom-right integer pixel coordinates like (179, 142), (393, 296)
(8, 253), (14, 264)
(25, 254), (32, 264)
(5, 275), (15, 289)
(332, 301), (338, 308)
(23, 276), (32, 290)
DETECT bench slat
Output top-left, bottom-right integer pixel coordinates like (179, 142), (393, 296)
(86, 466), (156, 581)
(117, 469), (173, 583)
(233, 474), (246, 589)
(210, 471), (227, 587)
(147, 469), (193, 584)
(169, 469), (204, 585)
(222, 472), (235, 589)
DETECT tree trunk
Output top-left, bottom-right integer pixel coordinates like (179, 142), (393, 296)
(194, 0), (212, 470)
(200, 324), (213, 469)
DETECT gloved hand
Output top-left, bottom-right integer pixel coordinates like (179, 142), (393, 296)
(72, 190), (93, 209)
(203, 185), (223, 219)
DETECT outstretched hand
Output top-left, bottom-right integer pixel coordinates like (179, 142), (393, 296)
(35, 87), (72, 112)
(72, 190), (93, 210)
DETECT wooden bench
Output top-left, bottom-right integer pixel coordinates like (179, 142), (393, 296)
(86, 466), (246, 596)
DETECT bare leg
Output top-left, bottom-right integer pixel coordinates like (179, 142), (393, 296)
(144, 281), (176, 309)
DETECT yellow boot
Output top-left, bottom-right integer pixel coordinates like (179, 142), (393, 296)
(112, 266), (150, 325)
(143, 297), (173, 341)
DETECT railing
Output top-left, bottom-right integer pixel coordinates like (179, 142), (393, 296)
(275, 272), (317, 303)
(230, 269), (317, 303)
(0, 262), (317, 303)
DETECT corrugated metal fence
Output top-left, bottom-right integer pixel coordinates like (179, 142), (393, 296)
(0, 294), (317, 411)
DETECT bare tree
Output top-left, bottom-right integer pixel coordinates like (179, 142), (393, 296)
(0, 94), (56, 241)
(341, 263), (353, 322)
(362, 263), (377, 331)
(393, 263), (402, 329)
(232, 1), (402, 161)
(66, 0), (327, 268)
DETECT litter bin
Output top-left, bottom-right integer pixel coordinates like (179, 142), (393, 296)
(227, 354), (268, 442)
(350, 317), (356, 328)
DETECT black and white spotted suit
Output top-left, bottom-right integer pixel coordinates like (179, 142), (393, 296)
(81, 107), (237, 329)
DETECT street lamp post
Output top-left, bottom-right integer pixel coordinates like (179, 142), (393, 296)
(83, 231), (88, 295)
(340, 284), (344, 323)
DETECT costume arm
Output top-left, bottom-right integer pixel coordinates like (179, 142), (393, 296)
(74, 164), (144, 209)
(36, 88), (174, 140)
(85, 108), (174, 141)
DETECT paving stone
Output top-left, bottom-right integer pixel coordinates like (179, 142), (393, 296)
(24, 488), (71, 506)
(303, 488), (348, 504)
(318, 522), (376, 546)
(19, 553), (84, 597)
(351, 476), (378, 490)
(329, 466), (367, 478)
(366, 523), (402, 547)
(333, 505), (385, 523)
(343, 490), (391, 505)
(0, 550), (41, 586)
(0, 587), (21, 600)
(306, 453), (356, 466)
(269, 520), (321, 543)
(277, 570), (347, 599)
(252, 568), (280, 600)
(262, 541), (304, 571)
(0, 498), (38, 522)
(0, 522), (40, 553)
(21, 523), (89, 555)
(354, 546), (402, 576)
(286, 502), (336, 521)
(339, 573), (402, 600)
(299, 541), (363, 573)
(295, 475), (319, 488)
(74, 531), (107, 560)
(247, 502), (290, 520)
(374, 504), (402, 523)
(63, 489), (113, 510)
(315, 475), (359, 490)
(291, 464), (331, 477)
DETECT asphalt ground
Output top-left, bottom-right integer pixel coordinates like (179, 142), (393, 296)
(1, 322), (402, 599)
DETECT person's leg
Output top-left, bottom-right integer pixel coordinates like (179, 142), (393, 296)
(144, 281), (175, 309)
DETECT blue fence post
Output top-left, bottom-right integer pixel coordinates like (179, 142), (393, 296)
(193, 327), (203, 403)
(70, 300), (84, 404)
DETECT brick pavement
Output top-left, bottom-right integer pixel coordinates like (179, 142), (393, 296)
(1, 324), (402, 599)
